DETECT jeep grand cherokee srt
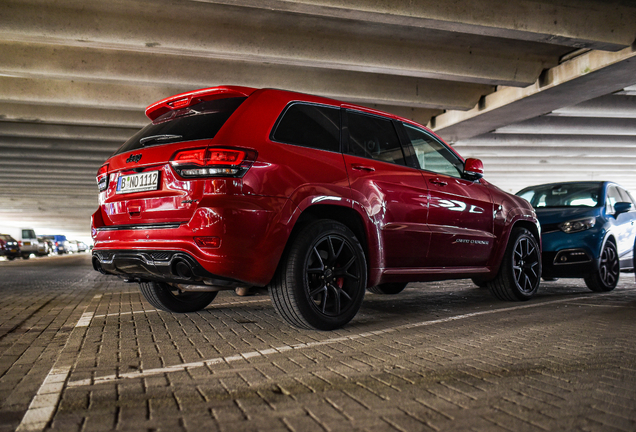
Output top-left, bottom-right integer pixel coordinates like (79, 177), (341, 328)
(92, 86), (541, 330)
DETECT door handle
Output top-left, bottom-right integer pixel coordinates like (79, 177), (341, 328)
(351, 164), (375, 172)
(430, 178), (448, 186)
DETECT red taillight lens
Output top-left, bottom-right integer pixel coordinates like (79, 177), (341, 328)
(96, 163), (109, 192)
(172, 148), (208, 166)
(170, 147), (255, 178)
(194, 236), (221, 248)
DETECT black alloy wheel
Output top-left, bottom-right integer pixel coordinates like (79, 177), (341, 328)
(584, 241), (619, 292)
(270, 220), (367, 330)
(139, 281), (217, 312)
(512, 235), (541, 295)
(488, 227), (541, 301)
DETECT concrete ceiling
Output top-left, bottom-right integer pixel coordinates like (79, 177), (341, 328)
(0, 0), (635, 240)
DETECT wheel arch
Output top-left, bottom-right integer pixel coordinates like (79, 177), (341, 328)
(280, 203), (375, 284)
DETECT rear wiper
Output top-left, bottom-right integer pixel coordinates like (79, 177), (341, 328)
(140, 134), (183, 146)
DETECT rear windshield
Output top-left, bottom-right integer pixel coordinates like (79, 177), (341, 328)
(22, 229), (36, 239)
(517, 183), (602, 208)
(115, 97), (247, 155)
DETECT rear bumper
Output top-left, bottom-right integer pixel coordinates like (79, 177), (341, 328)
(91, 196), (298, 286)
(92, 249), (243, 287)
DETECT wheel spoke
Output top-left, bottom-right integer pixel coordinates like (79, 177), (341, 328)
(327, 283), (341, 315)
(312, 247), (325, 270)
(309, 285), (326, 298)
(333, 238), (345, 260)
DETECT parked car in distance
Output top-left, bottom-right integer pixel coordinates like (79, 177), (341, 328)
(67, 240), (79, 254)
(0, 234), (20, 260)
(68, 240), (89, 253)
(37, 237), (54, 256)
(40, 235), (69, 254)
(0, 228), (39, 259)
(517, 181), (636, 291)
(91, 86), (541, 330)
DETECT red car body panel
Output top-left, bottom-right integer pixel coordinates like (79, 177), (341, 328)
(92, 86), (539, 289)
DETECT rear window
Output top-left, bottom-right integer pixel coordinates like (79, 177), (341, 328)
(272, 103), (340, 152)
(22, 229), (36, 239)
(115, 97), (246, 155)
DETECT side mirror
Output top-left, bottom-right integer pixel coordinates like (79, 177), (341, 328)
(463, 158), (484, 180)
(614, 201), (632, 215)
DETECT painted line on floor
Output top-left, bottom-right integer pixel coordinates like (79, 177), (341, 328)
(565, 302), (632, 308)
(93, 298), (270, 318)
(67, 294), (593, 387)
(16, 293), (102, 432)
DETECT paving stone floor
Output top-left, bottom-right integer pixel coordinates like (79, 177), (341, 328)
(0, 254), (635, 431)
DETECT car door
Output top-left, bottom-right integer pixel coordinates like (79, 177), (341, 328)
(607, 185), (636, 267)
(343, 110), (430, 269)
(399, 123), (495, 267)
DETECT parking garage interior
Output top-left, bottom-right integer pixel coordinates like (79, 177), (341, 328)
(1, 1), (636, 431)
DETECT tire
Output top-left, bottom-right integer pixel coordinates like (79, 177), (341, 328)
(22, 253), (30, 260)
(584, 241), (619, 292)
(471, 278), (488, 288)
(7, 256), (15, 261)
(139, 281), (217, 313)
(367, 282), (407, 294)
(269, 219), (367, 330)
(488, 227), (541, 301)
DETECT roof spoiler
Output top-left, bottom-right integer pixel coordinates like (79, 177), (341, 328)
(145, 86), (257, 121)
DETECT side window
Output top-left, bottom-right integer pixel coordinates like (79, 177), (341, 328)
(403, 124), (463, 178)
(617, 188), (633, 205)
(272, 103), (340, 152)
(624, 189), (636, 207)
(346, 111), (405, 165)
(606, 186), (622, 214)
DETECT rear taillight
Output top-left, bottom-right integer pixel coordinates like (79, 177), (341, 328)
(170, 147), (256, 178)
(96, 163), (109, 192)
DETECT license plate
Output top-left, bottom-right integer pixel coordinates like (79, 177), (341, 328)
(116, 171), (160, 194)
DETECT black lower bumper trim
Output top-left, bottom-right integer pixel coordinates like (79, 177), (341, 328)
(92, 249), (243, 287)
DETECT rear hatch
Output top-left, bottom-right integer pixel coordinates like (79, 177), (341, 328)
(97, 93), (249, 227)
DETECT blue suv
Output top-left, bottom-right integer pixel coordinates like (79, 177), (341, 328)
(517, 181), (636, 291)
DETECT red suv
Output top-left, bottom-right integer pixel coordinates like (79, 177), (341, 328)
(92, 86), (541, 330)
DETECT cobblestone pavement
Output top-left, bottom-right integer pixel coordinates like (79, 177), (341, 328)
(0, 254), (635, 432)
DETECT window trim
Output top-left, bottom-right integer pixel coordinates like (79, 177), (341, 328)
(269, 101), (342, 154)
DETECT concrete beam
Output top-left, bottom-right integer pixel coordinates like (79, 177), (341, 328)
(0, 122), (137, 142)
(432, 44), (636, 142)
(548, 95), (636, 118)
(199, 0), (636, 51)
(453, 133), (636, 149)
(493, 117), (636, 136)
(0, 52), (493, 112)
(0, 102), (148, 128)
(0, 1), (569, 87)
